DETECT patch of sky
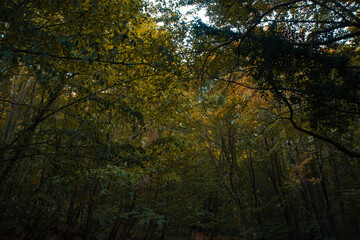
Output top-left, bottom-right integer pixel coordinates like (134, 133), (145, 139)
(179, 5), (210, 24)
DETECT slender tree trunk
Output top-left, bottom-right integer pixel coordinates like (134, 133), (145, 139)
(314, 150), (340, 239)
(329, 156), (356, 239)
(247, 151), (261, 225)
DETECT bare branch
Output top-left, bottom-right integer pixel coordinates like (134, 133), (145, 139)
(273, 87), (360, 158)
(2, 48), (154, 67)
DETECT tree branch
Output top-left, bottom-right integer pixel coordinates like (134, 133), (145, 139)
(2, 48), (154, 67)
(274, 87), (360, 158)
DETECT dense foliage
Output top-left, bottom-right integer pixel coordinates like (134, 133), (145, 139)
(1, 0), (359, 239)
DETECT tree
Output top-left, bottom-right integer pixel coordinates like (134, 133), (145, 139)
(0, 0), (188, 238)
(1, 1), (360, 239)
(188, 0), (360, 158)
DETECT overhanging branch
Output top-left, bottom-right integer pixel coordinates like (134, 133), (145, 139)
(274, 87), (360, 158)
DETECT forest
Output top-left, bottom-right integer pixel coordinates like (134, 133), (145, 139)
(0, 0), (359, 239)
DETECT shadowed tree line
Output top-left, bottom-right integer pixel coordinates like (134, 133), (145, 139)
(0, 0), (359, 239)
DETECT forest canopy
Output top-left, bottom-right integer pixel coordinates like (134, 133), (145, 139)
(1, 0), (359, 240)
